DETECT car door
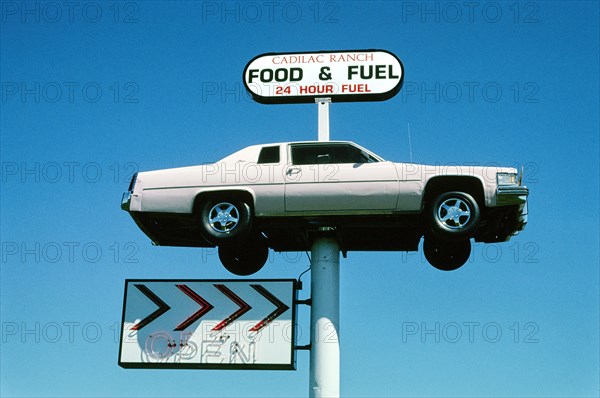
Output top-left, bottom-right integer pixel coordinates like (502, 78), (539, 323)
(284, 143), (400, 212)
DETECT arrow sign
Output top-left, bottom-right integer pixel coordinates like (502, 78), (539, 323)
(131, 284), (171, 331)
(174, 284), (214, 331)
(250, 284), (290, 332)
(119, 279), (297, 370)
(212, 284), (252, 331)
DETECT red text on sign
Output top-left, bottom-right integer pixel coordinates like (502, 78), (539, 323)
(341, 84), (371, 93)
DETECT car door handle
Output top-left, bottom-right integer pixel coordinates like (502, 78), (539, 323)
(286, 167), (301, 176)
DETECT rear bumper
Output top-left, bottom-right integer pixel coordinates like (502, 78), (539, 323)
(121, 191), (132, 211)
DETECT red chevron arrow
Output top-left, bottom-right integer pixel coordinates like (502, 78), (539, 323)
(249, 284), (290, 332)
(131, 284), (171, 331)
(212, 284), (252, 331)
(174, 284), (214, 331)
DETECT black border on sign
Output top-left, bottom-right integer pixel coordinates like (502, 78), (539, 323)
(242, 49), (404, 104)
(118, 279), (298, 370)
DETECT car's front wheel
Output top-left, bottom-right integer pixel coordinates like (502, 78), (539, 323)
(430, 191), (480, 241)
(199, 198), (251, 245)
(423, 237), (471, 271)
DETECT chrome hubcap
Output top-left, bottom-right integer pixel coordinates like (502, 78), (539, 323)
(437, 198), (471, 229)
(208, 202), (239, 233)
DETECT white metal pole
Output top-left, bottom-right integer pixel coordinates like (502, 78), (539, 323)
(309, 97), (340, 397)
(309, 234), (340, 398)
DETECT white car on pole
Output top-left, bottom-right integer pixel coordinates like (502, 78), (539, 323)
(122, 141), (528, 274)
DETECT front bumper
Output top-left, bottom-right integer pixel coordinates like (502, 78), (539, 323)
(497, 185), (529, 206)
(493, 185), (529, 238)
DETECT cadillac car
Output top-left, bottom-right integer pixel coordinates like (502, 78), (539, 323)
(121, 141), (528, 275)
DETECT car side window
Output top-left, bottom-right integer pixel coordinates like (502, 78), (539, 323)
(257, 146), (280, 164)
(291, 144), (376, 165)
(291, 146), (321, 165)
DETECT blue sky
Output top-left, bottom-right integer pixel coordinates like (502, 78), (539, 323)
(1, 1), (598, 397)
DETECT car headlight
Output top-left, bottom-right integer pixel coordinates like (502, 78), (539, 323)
(497, 172), (517, 186)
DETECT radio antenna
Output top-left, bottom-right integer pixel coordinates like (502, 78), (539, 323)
(408, 122), (414, 162)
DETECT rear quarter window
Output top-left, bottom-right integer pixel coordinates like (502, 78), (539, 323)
(257, 146), (280, 164)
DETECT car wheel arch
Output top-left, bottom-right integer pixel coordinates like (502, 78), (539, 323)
(422, 176), (485, 211)
(193, 189), (256, 216)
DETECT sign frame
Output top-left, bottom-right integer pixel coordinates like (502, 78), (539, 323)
(243, 49), (404, 104)
(118, 279), (298, 370)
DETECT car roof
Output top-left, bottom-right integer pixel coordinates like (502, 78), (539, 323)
(249, 140), (357, 148)
(217, 140), (385, 163)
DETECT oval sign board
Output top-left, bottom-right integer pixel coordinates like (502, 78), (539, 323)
(243, 49), (404, 104)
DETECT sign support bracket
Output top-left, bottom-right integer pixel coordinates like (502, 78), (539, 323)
(316, 98), (331, 142)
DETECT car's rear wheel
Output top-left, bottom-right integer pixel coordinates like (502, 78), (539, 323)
(430, 191), (480, 241)
(423, 237), (471, 271)
(200, 198), (251, 245)
(218, 235), (269, 276)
